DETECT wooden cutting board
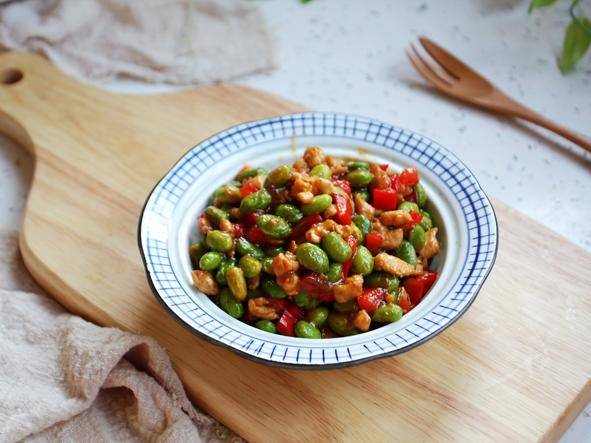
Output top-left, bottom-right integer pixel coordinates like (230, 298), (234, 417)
(1, 51), (590, 442)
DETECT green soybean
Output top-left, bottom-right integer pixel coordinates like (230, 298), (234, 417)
(239, 255), (262, 278)
(255, 319), (276, 334)
(294, 292), (311, 308)
(219, 288), (244, 319)
(353, 214), (372, 237)
(396, 240), (417, 265)
(321, 232), (353, 263)
(262, 278), (287, 299)
(267, 165), (293, 187)
(206, 230), (233, 252)
(215, 258), (236, 285)
(415, 183), (428, 207)
(189, 241), (207, 267)
(295, 320), (322, 339)
(310, 164), (331, 178)
(296, 243), (330, 273)
(240, 189), (271, 213)
(275, 204), (303, 224)
(199, 252), (223, 271)
(235, 237), (265, 260)
(365, 272), (400, 293)
(354, 190), (369, 201)
(327, 262), (344, 283)
(346, 169), (374, 188)
(327, 313), (359, 336)
(347, 161), (370, 171)
(264, 246), (285, 257)
(257, 214), (292, 238)
(236, 167), (267, 181)
(372, 303), (403, 323)
(226, 267), (247, 301)
(301, 194), (333, 215)
(306, 307), (329, 328)
(419, 209), (433, 231)
(262, 257), (274, 274)
(351, 245), (374, 275)
(332, 300), (356, 313)
(398, 201), (419, 213)
(409, 225), (426, 252)
(213, 184), (241, 204)
(204, 206), (228, 225)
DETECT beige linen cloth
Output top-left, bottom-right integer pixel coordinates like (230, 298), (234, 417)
(0, 0), (274, 84)
(0, 230), (237, 442)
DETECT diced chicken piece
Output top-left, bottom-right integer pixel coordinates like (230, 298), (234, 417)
(277, 272), (300, 296)
(371, 167), (391, 189)
(291, 175), (313, 195)
(419, 228), (440, 260)
(354, 193), (375, 218)
(296, 191), (315, 205)
(248, 297), (280, 320)
(305, 219), (338, 243)
(374, 253), (424, 277)
(303, 146), (325, 167)
(334, 274), (364, 303)
(380, 210), (412, 228)
(219, 218), (233, 233)
(272, 252), (300, 276)
(248, 275), (260, 290)
(352, 310), (371, 332)
(199, 216), (212, 235)
(311, 177), (333, 194)
(323, 204), (337, 219)
(372, 220), (403, 250)
(191, 270), (220, 295)
(293, 158), (308, 172)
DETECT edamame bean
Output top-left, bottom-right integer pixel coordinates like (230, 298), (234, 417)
(419, 209), (433, 231)
(396, 240), (417, 265)
(236, 237), (265, 260)
(294, 292), (311, 307)
(255, 319), (276, 334)
(226, 267), (247, 301)
(264, 246), (285, 257)
(327, 313), (359, 336)
(351, 245), (374, 275)
(296, 243), (330, 273)
(415, 183), (428, 207)
(310, 164), (331, 178)
(204, 206), (228, 225)
(354, 190), (369, 201)
(372, 303), (403, 323)
(262, 257), (274, 274)
(332, 300), (356, 313)
(239, 255), (262, 278)
(199, 251), (223, 271)
(236, 167), (267, 181)
(306, 307), (329, 328)
(301, 194), (333, 215)
(275, 204), (303, 224)
(219, 288), (244, 319)
(347, 161), (370, 171)
(398, 201), (419, 213)
(326, 262), (343, 282)
(206, 230), (233, 252)
(321, 232), (353, 263)
(262, 278), (287, 299)
(346, 169), (374, 188)
(365, 272), (400, 293)
(240, 189), (271, 213)
(213, 184), (241, 204)
(295, 320), (321, 339)
(256, 214), (292, 238)
(409, 225), (426, 252)
(353, 214), (372, 237)
(189, 241), (207, 267)
(215, 257), (236, 285)
(267, 165), (293, 187)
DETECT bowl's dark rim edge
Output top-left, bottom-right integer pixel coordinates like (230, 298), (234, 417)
(136, 111), (500, 370)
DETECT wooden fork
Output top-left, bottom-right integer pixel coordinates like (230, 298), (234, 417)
(407, 36), (591, 153)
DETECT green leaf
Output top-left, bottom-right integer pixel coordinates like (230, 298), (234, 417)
(559, 17), (591, 73)
(528, 0), (558, 13)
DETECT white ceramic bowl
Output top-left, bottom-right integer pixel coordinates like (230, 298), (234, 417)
(138, 112), (498, 368)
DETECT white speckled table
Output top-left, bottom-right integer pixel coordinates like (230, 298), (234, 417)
(0, 0), (589, 440)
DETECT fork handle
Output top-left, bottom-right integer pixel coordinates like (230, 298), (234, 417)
(509, 105), (591, 153)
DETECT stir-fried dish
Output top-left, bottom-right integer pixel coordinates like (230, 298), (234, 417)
(189, 147), (440, 338)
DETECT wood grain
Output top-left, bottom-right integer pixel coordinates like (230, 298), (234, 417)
(0, 51), (589, 442)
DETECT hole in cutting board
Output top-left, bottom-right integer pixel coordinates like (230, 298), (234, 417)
(0, 68), (23, 85)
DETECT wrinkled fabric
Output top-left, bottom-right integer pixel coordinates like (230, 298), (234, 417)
(0, 230), (236, 442)
(0, 0), (275, 85)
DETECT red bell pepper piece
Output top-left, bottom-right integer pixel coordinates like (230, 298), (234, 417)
(268, 298), (288, 312)
(233, 222), (245, 238)
(300, 273), (334, 301)
(333, 193), (352, 225)
(365, 231), (384, 254)
(333, 179), (352, 197)
(390, 174), (402, 193)
(240, 180), (258, 198)
(372, 188), (398, 210)
(404, 272), (438, 305)
(276, 309), (297, 336)
(399, 167), (419, 186)
(379, 164), (389, 171)
(402, 210), (424, 233)
(244, 212), (259, 225)
(286, 303), (304, 320)
(245, 226), (268, 245)
(289, 214), (322, 241)
(342, 236), (358, 279)
(357, 288), (387, 313)
(397, 288), (413, 313)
